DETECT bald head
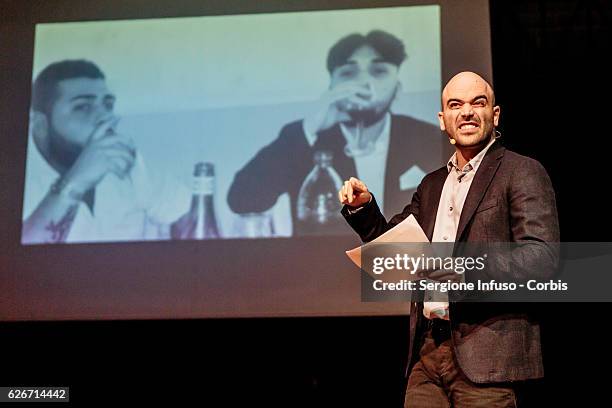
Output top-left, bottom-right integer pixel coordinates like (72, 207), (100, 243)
(438, 71), (500, 150)
(442, 71), (495, 107)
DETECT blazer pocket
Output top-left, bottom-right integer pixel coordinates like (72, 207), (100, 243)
(475, 197), (498, 213)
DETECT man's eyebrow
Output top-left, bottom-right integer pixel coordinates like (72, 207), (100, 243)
(69, 94), (97, 102)
(69, 93), (116, 102)
(471, 95), (488, 102)
(446, 95), (489, 105)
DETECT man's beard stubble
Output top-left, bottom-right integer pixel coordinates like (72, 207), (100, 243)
(345, 107), (387, 127)
(48, 128), (84, 174)
(342, 89), (396, 128)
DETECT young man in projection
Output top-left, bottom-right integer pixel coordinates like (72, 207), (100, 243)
(227, 30), (447, 236)
(22, 60), (154, 244)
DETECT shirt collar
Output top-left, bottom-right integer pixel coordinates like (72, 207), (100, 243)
(447, 136), (497, 175)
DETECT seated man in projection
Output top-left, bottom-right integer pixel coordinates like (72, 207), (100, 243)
(22, 60), (154, 244)
(227, 30), (446, 236)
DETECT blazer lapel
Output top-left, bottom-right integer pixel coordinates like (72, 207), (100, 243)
(383, 114), (403, 213)
(455, 143), (506, 241)
(421, 169), (447, 241)
(316, 124), (358, 181)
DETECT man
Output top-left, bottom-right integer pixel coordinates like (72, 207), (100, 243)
(22, 59), (153, 244)
(227, 30), (447, 235)
(339, 72), (559, 407)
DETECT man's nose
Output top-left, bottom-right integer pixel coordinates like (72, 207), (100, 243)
(350, 76), (368, 88)
(460, 104), (474, 117)
(94, 108), (114, 125)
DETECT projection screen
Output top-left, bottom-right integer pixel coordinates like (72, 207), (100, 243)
(0, 0), (493, 320)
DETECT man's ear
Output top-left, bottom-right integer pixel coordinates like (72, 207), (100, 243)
(493, 105), (501, 127)
(30, 110), (49, 141)
(394, 81), (403, 99)
(437, 111), (446, 131)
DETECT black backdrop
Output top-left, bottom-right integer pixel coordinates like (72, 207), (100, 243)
(2, 0), (612, 406)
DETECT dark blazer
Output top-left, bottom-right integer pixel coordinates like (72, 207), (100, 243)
(227, 114), (448, 233)
(342, 141), (560, 383)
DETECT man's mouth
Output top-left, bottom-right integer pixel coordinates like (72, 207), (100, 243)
(458, 121), (480, 131)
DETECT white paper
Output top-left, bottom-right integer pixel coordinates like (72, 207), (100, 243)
(345, 214), (430, 279)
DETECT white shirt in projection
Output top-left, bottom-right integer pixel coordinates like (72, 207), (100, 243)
(21, 135), (156, 244)
(340, 113), (391, 212)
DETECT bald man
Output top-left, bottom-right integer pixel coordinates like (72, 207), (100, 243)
(340, 72), (559, 407)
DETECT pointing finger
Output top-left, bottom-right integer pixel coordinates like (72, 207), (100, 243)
(338, 189), (346, 204)
(346, 180), (354, 203)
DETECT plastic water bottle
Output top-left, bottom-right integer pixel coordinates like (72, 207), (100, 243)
(295, 151), (344, 235)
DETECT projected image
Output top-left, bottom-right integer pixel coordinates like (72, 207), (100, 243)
(21, 6), (444, 244)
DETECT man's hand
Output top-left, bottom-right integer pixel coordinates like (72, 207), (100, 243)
(62, 117), (136, 194)
(338, 177), (372, 208)
(303, 82), (374, 137)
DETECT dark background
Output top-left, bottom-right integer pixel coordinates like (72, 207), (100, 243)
(2, 0), (612, 406)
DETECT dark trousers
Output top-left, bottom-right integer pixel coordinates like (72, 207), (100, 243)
(404, 322), (517, 408)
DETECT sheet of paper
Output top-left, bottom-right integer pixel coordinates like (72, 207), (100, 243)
(345, 214), (430, 280)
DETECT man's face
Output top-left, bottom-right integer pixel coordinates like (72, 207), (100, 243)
(48, 77), (116, 149)
(330, 45), (400, 119)
(438, 73), (500, 148)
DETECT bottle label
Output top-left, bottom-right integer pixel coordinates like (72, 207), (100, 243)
(192, 176), (214, 195)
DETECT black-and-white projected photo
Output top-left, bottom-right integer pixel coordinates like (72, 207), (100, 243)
(22, 5), (444, 245)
